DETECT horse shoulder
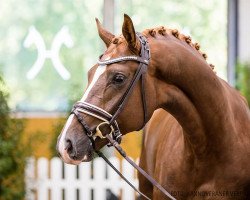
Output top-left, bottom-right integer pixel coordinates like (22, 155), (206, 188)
(140, 109), (181, 176)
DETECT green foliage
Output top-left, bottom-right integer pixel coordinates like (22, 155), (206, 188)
(0, 76), (30, 200)
(236, 63), (250, 106)
(50, 118), (65, 158)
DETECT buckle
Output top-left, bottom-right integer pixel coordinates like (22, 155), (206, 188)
(95, 121), (114, 139)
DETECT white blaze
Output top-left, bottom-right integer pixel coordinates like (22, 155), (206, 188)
(58, 114), (74, 154)
(58, 63), (107, 162)
(81, 64), (107, 102)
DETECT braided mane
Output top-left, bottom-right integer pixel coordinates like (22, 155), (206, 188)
(143, 26), (215, 71)
(111, 26), (215, 72)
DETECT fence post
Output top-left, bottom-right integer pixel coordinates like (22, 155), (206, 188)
(107, 157), (120, 196)
(25, 157), (35, 200)
(79, 161), (91, 199)
(93, 157), (106, 200)
(64, 163), (77, 200)
(122, 158), (137, 200)
(37, 157), (49, 200)
(50, 157), (63, 200)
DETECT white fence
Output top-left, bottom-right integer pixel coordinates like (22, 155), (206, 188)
(25, 157), (139, 200)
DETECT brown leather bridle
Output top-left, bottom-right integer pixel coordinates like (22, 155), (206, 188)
(71, 33), (176, 200)
(71, 32), (149, 145)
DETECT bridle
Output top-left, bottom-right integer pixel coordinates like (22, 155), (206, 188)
(71, 32), (149, 146)
(70, 33), (176, 200)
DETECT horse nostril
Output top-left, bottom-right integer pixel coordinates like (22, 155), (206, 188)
(65, 139), (77, 160)
(65, 139), (72, 151)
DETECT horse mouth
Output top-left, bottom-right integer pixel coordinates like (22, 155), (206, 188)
(57, 137), (95, 164)
(58, 148), (94, 164)
(81, 150), (94, 162)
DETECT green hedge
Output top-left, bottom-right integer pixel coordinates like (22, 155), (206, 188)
(236, 62), (250, 107)
(0, 76), (31, 200)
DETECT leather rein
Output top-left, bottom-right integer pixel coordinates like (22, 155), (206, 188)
(71, 33), (176, 200)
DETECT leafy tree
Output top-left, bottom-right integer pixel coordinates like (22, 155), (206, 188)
(236, 63), (250, 107)
(0, 76), (30, 200)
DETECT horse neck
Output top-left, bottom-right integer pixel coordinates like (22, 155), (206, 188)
(150, 37), (232, 157)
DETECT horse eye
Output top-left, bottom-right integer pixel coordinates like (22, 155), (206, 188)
(112, 74), (126, 84)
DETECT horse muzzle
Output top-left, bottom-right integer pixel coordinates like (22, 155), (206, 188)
(57, 135), (94, 164)
(56, 114), (95, 164)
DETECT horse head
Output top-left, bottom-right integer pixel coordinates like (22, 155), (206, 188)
(57, 14), (157, 164)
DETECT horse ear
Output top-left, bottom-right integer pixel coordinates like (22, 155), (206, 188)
(122, 14), (140, 54)
(95, 18), (115, 47)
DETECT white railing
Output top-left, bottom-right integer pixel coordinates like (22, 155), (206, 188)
(25, 157), (139, 200)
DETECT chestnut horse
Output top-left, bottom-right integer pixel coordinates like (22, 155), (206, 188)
(57, 14), (250, 199)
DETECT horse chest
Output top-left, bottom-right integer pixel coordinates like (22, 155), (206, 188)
(143, 125), (248, 199)
(152, 137), (249, 199)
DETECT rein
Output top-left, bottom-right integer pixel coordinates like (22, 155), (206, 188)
(71, 33), (176, 200)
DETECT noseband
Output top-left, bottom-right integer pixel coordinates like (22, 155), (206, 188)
(71, 32), (150, 145)
(70, 33), (176, 200)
